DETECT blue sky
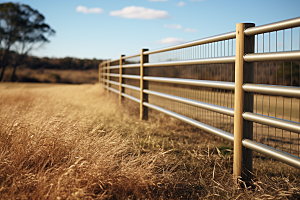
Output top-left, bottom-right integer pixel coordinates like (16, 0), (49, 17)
(2, 0), (300, 60)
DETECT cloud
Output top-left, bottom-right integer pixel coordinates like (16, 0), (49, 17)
(177, 1), (185, 6)
(191, 0), (204, 1)
(164, 24), (197, 33)
(76, 6), (103, 14)
(184, 28), (198, 33)
(110, 6), (170, 19)
(157, 37), (185, 44)
(164, 24), (182, 29)
(149, 0), (168, 1)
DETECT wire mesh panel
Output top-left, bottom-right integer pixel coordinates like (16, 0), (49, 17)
(254, 27), (300, 53)
(252, 61), (300, 157)
(123, 61), (140, 101)
(149, 38), (236, 63)
(125, 56), (140, 64)
(147, 40), (236, 134)
(250, 25), (300, 157)
(109, 60), (119, 66)
(110, 75), (119, 91)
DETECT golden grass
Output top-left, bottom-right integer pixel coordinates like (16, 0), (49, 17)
(2, 67), (98, 84)
(0, 83), (299, 199)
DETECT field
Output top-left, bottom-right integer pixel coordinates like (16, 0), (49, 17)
(1, 67), (98, 84)
(0, 83), (300, 199)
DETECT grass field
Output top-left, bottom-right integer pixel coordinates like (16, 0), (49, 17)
(2, 67), (98, 84)
(0, 83), (300, 199)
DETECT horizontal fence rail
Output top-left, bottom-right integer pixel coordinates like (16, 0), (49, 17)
(243, 84), (300, 98)
(243, 112), (300, 133)
(143, 77), (235, 90)
(244, 51), (300, 62)
(244, 16), (300, 35)
(99, 16), (300, 181)
(144, 56), (235, 67)
(143, 102), (235, 142)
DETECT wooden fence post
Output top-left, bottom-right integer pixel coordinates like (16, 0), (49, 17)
(104, 62), (107, 91)
(98, 63), (101, 84)
(233, 23), (255, 181)
(140, 49), (149, 120)
(119, 55), (125, 105)
(107, 59), (110, 93)
(102, 62), (105, 86)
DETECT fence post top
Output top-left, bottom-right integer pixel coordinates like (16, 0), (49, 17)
(236, 23), (255, 28)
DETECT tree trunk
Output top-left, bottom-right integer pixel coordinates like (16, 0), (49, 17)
(10, 64), (17, 82)
(10, 54), (25, 82)
(0, 65), (7, 82)
(0, 49), (10, 82)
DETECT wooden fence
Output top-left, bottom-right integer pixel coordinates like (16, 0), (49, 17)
(99, 17), (300, 181)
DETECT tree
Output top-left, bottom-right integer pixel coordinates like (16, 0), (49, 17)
(0, 2), (55, 81)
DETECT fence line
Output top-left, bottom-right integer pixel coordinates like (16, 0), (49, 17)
(99, 17), (300, 182)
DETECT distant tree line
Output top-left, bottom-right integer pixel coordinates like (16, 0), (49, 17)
(18, 54), (104, 70)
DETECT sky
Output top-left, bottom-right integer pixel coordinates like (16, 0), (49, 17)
(1, 0), (300, 60)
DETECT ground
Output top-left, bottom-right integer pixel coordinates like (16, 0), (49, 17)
(0, 83), (299, 199)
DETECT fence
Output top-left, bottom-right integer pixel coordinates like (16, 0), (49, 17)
(99, 17), (300, 181)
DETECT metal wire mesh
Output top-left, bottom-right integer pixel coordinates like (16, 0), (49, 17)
(125, 56), (140, 64)
(149, 38), (236, 63)
(254, 27), (300, 53)
(109, 60), (119, 66)
(147, 39), (236, 134)
(123, 59), (140, 101)
(252, 26), (300, 157)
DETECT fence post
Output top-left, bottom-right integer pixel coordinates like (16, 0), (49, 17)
(102, 62), (105, 86)
(107, 59), (110, 93)
(98, 63), (101, 84)
(234, 23), (255, 181)
(104, 62), (107, 91)
(119, 55), (125, 105)
(99, 62), (104, 85)
(140, 49), (149, 120)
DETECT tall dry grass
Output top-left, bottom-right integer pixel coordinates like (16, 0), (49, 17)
(2, 67), (98, 84)
(0, 83), (299, 199)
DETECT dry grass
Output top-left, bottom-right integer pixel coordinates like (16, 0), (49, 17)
(2, 67), (98, 84)
(0, 83), (299, 199)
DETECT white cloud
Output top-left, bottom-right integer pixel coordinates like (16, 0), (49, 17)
(164, 24), (182, 29)
(76, 5), (103, 14)
(164, 24), (197, 33)
(149, 0), (168, 1)
(157, 37), (185, 44)
(177, 1), (185, 6)
(184, 28), (198, 33)
(110, 6), (170, 19)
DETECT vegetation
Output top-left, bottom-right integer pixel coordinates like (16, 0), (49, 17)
(0, 2), (103, 84)
(0, 83), (299, 199)
(0, 2), (55, 82)
(12, 54), (103, 70)
(0, 55), (103, 84)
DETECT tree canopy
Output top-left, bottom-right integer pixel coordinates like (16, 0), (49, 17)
(0, 2), (55, 81)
